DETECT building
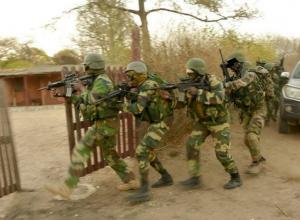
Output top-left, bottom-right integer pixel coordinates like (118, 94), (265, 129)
(0, 65), (79, 106)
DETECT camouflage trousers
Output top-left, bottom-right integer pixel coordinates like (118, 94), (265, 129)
(266, 98), (279, 123)
(65, 118), (133, 188)
(186, 122), (238, 177)
(135, 121), (170, 185)
(242, 104), (267, 162)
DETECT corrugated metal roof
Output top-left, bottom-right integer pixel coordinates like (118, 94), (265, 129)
(0, 65), (80, 77)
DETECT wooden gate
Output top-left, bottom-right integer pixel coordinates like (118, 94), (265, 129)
(0, 80), (21, 197)
(64, 67), (136, 176)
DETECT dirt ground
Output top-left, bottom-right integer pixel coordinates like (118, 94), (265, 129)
(0, 105), (300, 220)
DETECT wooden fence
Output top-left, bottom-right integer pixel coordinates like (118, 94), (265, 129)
(0, 80), (21, 198)
(64, 67), (136, 176)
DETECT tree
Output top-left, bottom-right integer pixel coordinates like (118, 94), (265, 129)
(0, 38), (20, 60)
(52, 49), (81, 65)
(75, 0), (134, 65)
(0, 37), (52, 69)
(72, 0), (258, 63)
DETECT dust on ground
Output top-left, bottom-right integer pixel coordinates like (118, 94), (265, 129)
(0, 105), (300, 220)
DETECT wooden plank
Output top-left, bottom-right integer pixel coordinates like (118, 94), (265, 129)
(0, 117), (9, 195)
(2, 113), (14, 193)
(126, 113), (134, 157)
(74, 108), (82, 141)
(23, 76), (30, 106)
(65, 99), (75, 157)
(118, 113), (124, 156)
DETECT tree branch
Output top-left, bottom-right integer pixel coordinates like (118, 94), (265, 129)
(63, 1), (139, 15)
(90, 1), (139, 15)
(146, 7), (251, 22)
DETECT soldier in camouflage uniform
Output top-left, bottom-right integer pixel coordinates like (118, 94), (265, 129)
(124, 61), (174, 203)
(264, 63), (280, 123)
(224, 52), (272, 174)
(255, 60), (276, 125)
(180, 58), (241, 189)
(46, 53), (138, 199)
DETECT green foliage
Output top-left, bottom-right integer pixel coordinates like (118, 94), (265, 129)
(151, 26), (279, 80)
(218, 30), (277, 64)
(0, 60), (33, 69)
(52, 49), (81, 65)
(0, 37), (52, 69)
(75, 0), (134, 65)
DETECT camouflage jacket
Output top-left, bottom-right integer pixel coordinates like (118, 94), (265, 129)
(187, 74), (228, 125)
(72, 72), (119, 121)
(127, 78), (173, 123)
(269, 69), (280, 97)
(254, 66), (275, 100)
(225, 65), (269, 115)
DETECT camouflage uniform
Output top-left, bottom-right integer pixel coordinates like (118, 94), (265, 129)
(264, 63), (280, 122)
(125, 61), (174, 202)
(46, 54), (137, 199)
(225, 57), (268, 167)
(66, 72), (134, 188)
(181, 58), (241, 189)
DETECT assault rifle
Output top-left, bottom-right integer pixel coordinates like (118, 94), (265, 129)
(38, 74), (95, 97)
(93, 78), (210, 104)
(278, 56), (285, 72)
(219, 49), (232, 82)
(93, 83), (133, 104)
(146, 77), (210, 92)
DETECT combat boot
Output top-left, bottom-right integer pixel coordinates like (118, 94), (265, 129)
(180, 176), (201, 189)
(127, 182), (150, 203)
(151, 172), (173, 188)
(45, 183), (73, 200)
(117, 171), (140, 191)
(223, 173), (242, 189)
(117, 179), (140, 191)
(245, 157), (266, 175)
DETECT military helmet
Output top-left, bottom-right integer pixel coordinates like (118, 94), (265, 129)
(264, 62), (275, 71)
(227, 52), (245, 62)
(125, 61), (147, 74)
(226, 51), (245, 68)
(256, 59), (267, 66)
(186, 58), (207, 75)
(83, 53), (105, 70)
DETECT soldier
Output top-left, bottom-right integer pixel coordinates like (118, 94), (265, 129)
(124, 61), (174, 203)
(264, 63), (280, 122)
(46, 53), (138, 199)
(254, 61), (275, 125)
(224, 52), (270, 174)
(180, 58), (242, 189)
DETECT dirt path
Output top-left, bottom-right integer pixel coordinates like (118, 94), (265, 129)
(0, 106), (299, 220)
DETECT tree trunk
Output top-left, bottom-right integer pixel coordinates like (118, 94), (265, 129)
(138, 0), (152, 63)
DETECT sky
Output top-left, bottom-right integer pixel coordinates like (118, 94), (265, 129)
(0, 0), (300, 56)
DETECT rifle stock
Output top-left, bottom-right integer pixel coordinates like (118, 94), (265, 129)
(219, 49), (232, 82)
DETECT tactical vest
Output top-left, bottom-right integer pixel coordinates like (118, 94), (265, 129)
(79, 74), (119, 121)
(232, 67), (265, 114)
(139, 75), (174, 123)
(187, 75), (228, 125)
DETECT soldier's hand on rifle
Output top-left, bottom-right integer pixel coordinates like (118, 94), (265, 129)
(50, 88), (64, 97)
(72, 81), (84, 93)
(187, 87), (198, 95)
